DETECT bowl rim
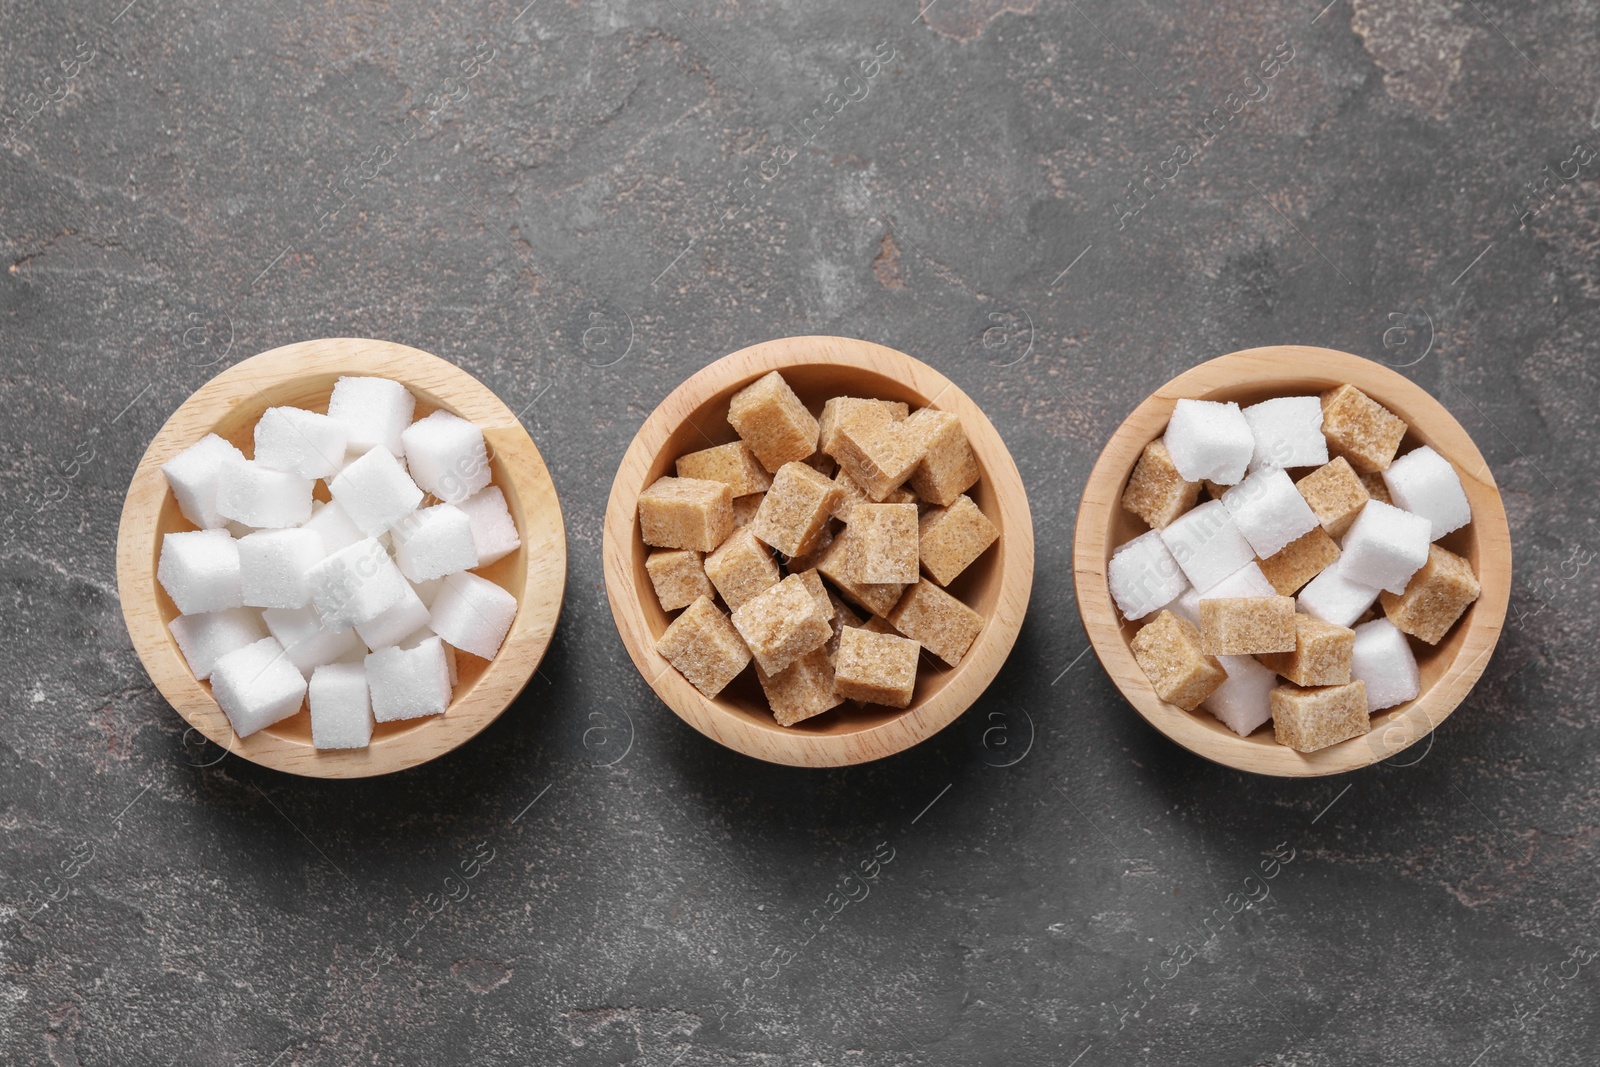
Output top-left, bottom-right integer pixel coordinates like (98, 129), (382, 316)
(115, 337), (568, 778)
(1072, 345), (1512, 777)
(601, 335), (1036, 768)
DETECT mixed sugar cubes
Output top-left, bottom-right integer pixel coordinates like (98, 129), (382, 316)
(640, 371), (999, 727)
(157, 376), (523, 748)
(1113, 383), (1480, 752)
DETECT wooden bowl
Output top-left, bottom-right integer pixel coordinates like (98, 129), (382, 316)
(116, 338), (567, 778)
(602, 336), (1035, 767)
(1073, 346), (1511, 776)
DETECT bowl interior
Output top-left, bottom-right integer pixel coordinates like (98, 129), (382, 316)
(630, 363), (1009, 738)
(149, 372), (530, 748)
(1096, 365), (1494, 761)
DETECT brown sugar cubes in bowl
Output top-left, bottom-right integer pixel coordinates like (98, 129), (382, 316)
(634, 369), (999, 725)
(605, 337), (1035, 767)
(1075, 346), (1511, 776)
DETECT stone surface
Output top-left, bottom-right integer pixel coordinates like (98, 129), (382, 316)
(2, 0), (1597, 1063)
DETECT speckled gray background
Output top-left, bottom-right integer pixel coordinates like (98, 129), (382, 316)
(4, 0), (1599, 1063)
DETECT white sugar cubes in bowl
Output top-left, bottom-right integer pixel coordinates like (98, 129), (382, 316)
(117, 339), (567, 778)
(1074, 346), (1511, 777)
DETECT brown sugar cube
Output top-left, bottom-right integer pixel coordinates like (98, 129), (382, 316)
(1258, 528), (1341, 596)
(904, 408), (980, 507)
(858, 615), (898, 636)
(1122, 439), (1201, 529)
(1295, 457), (1370, 537)
(703, 527), (780, 611)
(638, 477), (733, 552)
(828, 405), (926, 501)
(655, 595), (751, 698)
(818, 397), (909, 455)
(1271, 681), (1370, 752)
(847, 503), (919, 584)
(888, 578), (983, 667)
(791, 567), (833, 616)
(1199, 596), (1297, 656)
(918, 494), (999, 586)
(1129, 610), (1226, 711)
(1203, 479), (1229, 500)
(727, 371), (820, 473)
(676, 441), (772, 497)
(732, 493), (764, 528)
(784, 524), (835, 573)
(1361, 471), (1392, 505)
(1258, 615), (1355, 686)
(749, 462), (840, 558)
(816, 526), (905, 617)
(1321, 385), (1407, 473)
(729, 573), (833, 674)
(823, 589), (864, 660)
(757, 647), (844, 726)
(645, 549), (714, 612)
(832, 627), (919, 708)
(1379, 543), (1481, 644)
(830, 469), (914, 523)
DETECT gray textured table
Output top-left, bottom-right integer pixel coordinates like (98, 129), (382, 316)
(4, 1), (1598, 1064)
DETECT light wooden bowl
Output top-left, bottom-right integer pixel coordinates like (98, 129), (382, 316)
(603, 336), (1035, 768)
(116, 338), (567, 778)
(1073, 346), (1511, 777)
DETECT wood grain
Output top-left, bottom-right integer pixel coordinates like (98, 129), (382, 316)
(115, 338), (567, 778)
(602, 336), (1035, 768)
(1072, 345), (1512, 777)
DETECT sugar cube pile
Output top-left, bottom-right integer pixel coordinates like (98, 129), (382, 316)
(1116, 383), (1481, 752)
(640, 371), (999, 727)
(158, 375), (523, 748)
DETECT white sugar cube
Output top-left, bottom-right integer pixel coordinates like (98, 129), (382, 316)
(1222, 467), (1320, 558)
(301, 500), (365, 555)
(309, 662), (373, 749)
(253, 407), (348, 479)
(366, 638), (452, 721)
(429, 573), (517, 660)
(391, 504), (478, 583)
(401, 627), (458, 685)
(215, 457), (314, 529)
(1164, 399), (1255, 484)
(402, 410), (490, 505)
(1170, 561), (1275, 625)
(1381, 446), (1471, 540)
(307, 537), (409, 628)
(355, 583), (431, 650)
(1203, 654), (1277, 737)
(1297, 556), (1381, 627)
(1159, 500), (1256, 592)
(1241, 396), (1328, 470)
(1169, 585), (1201, 625)
(329, 448), (423, 536)
(410, 578), (444, 606)
(158, 529), (243, 614)
(327, 376), (415, 457)
(1341, 500), (1431, 594)
(238, 528), (326, 609)
(161, 433), (245, 529)
(209, 637), (307, 738)
(168, 607), (267, 680)
(1108, 530), (1187, 621)
(455, 485), (521, 566)
(262, 605), (365, 674)
(1350, 619), (1421, 712)
(1205, 561), (1277, 600)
